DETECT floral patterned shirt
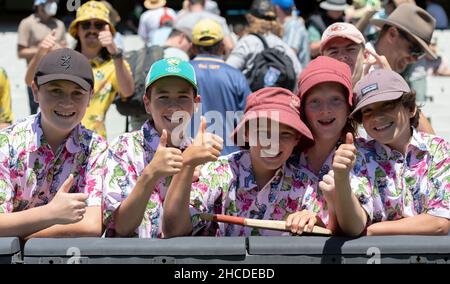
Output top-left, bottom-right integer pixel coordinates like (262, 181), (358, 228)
(81, 56), (131, 139)
(189, 150), (323, 236)
(293, 146), (374, 225)
(103, 120), (190, 238)
(0, 114), (107, 213)
(355, 130), (450, 222)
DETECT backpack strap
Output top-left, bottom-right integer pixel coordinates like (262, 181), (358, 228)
(250, 33), (269, 49)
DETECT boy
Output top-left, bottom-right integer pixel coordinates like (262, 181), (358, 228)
(0, 48), (107, 238)
(103, 58), (223, 237)
(351, 69), (450, 235)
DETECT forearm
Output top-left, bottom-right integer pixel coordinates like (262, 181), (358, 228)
(18, 46), (39, 60)
(367, 214), (450, 236)
(334, 177), (367, 236)
(25, 206), (103, 239)
(25, 50), (47, 86)
(162, 166), (196, 238)
(114, 173), (159, 236)
(114, 58), (134, 98)
(0, 205), (56, 238)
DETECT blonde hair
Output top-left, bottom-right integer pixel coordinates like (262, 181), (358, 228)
(245, 14), (283, 38)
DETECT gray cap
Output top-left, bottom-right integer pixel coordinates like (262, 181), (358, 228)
(35, 48), (94, 91)
(351, 69), (411, 117)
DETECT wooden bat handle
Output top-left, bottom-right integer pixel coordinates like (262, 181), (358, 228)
(199, 213), (332, 235)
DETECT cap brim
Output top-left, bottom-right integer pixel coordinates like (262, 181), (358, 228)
(350, 91), (404, 117)
(36, 73), (92, 91)
(146, 74), (198, 94)
(370, 18), (437, 60)
(230, 110), (313, 147)
(320, 2), (348, 11)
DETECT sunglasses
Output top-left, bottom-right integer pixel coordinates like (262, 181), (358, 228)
(397, 29), (425, 59)
(80, 21), (106, 31)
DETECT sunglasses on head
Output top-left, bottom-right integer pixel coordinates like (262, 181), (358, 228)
(80, 21), (106, 30)
(397, 28), (425, 59)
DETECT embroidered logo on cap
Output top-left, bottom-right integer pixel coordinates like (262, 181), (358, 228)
(361, 83), (378, 97)
(60, 55), (71, 70)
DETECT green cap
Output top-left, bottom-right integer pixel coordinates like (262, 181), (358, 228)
(145, 57), (198, 94)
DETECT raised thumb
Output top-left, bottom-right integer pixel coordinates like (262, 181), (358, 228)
(158, 129), (168, 148)
(59, 174), (74, 193)
(345, 132), (354, 145)
(199, 116), (206, 134)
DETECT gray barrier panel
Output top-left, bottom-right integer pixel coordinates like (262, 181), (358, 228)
(22, 236), (450, 264)
(0, 237), (21, 264)
(246, 236), (450, 264)
(24, 237), (247, 264)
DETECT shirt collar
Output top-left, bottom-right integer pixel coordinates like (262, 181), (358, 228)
(236, 150), (286, 192)
(372, 128), (425, 162)
(141, 120), (192, 153)
(26, 114), (83, 154)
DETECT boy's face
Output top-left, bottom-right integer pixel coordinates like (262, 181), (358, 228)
(248, 120), (300, 171)
(322, 38), (366, 84)
(361, 99), (415, 152)
(144, 76), (198, 137)
(304, 82), (349, 142)
(32, 79), (91, 136)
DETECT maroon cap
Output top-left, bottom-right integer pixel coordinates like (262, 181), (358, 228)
(297, 56), (353, 106)
(231, 87), (313, 145)
(35, 48), (94, 91)
(351, 69), (410, 117)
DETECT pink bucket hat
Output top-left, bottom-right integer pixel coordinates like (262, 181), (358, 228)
(231, 87), (313, 145)
(297, 56), (353, 106)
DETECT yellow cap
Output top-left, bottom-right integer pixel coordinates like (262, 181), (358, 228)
(192, 18), (224, 46)
(68, 1), (115, 39)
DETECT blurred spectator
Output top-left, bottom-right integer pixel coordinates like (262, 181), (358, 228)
(176, 0), (234, 55)
(320, 22), (368, 85)
(190, 19), (251, 155)
(426, 0), (448, 29)
(17, 0), (67, 115)
(272, 0), (310, 68)
(306, 0), (347, 58)
(226, 0), (301, 79)
(0, 68), (13, 129)
(368, 3), (437, 133)
(138, 0), (177, 45)
(100, 0), (125, 50)
(126, 1), (144, 34)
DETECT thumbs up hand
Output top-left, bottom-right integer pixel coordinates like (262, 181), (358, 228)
(145, 129), (184, 179)
(332, 132), (357, 179)
(98, 24), (118, 55)
(38, 29), (58, 54)
(183, 116), (224, 167)
(46, 174), (89, 224)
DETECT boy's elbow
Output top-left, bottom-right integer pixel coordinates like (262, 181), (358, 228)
(433, 218), (450, 235)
